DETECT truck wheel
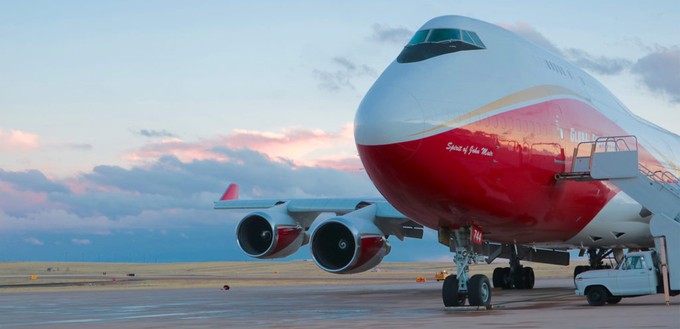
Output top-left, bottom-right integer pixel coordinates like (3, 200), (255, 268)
(606, 296), (622, 304)
(586, 286), (607, 306)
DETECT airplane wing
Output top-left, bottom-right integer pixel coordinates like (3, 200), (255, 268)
(214, 183), (423, 274)
(214, 183), (424, 241)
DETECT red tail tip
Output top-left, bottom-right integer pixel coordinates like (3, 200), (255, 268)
(220, 184), (239, 200)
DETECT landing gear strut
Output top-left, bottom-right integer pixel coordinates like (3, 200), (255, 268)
(491, 244), (535, 289)
(441, 227), (491, 307)
(573, 248), (620, 280)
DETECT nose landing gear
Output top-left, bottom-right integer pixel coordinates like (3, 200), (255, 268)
(441, 227), (492, 307)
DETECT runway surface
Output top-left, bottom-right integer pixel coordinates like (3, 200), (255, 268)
(1, 278), (678, 328)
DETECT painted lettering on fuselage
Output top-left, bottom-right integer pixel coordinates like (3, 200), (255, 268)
(446, 142), (494, 157)
(569, 127), (598, 143)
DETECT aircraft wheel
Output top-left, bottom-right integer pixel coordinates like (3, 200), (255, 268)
(468, 274), (492, 306)
(606, 296), (622, 304)
(513, 267), (525, 289)
(442, 275), (466, 307)
(502, 267), (512, 288)
(586, 286), (608, 306)
(524, 267), (535, 289)
(492, 267), (504, 288)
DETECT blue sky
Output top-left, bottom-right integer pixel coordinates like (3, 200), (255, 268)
(0, 1), (678, 263)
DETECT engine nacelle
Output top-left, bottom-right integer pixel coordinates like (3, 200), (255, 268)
(311, 214), (391, 274)
(235, 206), (307, 259)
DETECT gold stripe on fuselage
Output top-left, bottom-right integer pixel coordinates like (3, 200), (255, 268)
(411, 84), (581, 137)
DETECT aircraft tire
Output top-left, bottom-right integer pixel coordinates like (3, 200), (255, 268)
(492, 267), (504, 288)
(502, 267), (511, 288)
(442, 275), (466, 307)
(468, 274), (492, 306)
(524, 267), (535, 289)
(512, 267), (525, 289)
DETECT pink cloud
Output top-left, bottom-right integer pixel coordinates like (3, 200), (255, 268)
(61, 177), (129, 195)
(125, 124), (361, 171)
(0, 129), (40, 151)
(125, 138), (230, 164)
(0, 181), (59, 214)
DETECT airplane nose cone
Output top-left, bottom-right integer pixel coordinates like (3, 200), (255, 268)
(354, 84), (425, 147)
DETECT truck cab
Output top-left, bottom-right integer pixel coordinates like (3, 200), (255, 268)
(575, 251), (660, 306)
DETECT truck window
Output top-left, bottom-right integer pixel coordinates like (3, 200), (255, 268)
(622, 256), (644, 270)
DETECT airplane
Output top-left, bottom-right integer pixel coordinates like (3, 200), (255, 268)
(215, 15), (680, 307)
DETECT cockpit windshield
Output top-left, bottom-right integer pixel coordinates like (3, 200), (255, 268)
(398, 28), (486, 63)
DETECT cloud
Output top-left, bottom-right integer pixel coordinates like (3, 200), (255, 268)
(631, 47), (680, 103)
(71, 238), (91, 245)
(370, 24), (413, 44)
(564, 48), (632, 75)
(133, 129), (178, 139)
(126, 124), (360, 171)
(503, 21), (680, 102)
(313, 57), (377, 92)
(24, 237), (44, 246)
(57, 143), (94, 151)
(0, 129), (39, 151)
(0, 142), (377, 235)
(0, 169), (70, 193)
(0, 170), (69, 217)
(503, 22), (632, 76)
(501, 21), (562, 56)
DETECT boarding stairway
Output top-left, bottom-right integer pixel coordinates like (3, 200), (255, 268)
(555, 135), (680, 299)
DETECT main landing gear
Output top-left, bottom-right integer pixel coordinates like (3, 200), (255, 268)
(491, 245), (535, 289)
(441, 227), (492, 307)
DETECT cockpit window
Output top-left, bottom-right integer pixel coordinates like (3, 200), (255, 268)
(407, 30), (429, 45)
(398, 28), (486, 63)
(428, 29), (461, 43)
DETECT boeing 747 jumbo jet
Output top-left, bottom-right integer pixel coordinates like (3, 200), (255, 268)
(216, 16), (680, 307)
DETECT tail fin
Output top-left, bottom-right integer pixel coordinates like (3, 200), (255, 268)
(220, 184), (239, 201)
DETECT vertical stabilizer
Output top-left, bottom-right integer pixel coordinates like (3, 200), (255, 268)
(220, 184), (240, 201)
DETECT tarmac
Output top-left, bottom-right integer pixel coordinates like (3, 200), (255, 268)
(1, 278), (678, 328)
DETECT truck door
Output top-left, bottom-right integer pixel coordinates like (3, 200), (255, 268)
(616, 255), (655, 295)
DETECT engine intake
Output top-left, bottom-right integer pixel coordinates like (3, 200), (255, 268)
(236, 207), (306, 259)
(311, 216), (390, 274)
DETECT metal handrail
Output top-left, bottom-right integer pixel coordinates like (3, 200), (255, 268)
(639, 164), (680, 199)
(570, 135), (639, 172)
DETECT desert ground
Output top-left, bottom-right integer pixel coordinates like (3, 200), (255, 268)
(0, 260), (583, 292)
(2, 261), (678, 329)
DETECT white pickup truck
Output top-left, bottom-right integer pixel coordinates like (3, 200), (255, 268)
(575, 250), (678, 306)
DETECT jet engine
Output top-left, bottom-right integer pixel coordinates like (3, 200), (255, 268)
(311, 213), (391, 274)
(235, 206), (307, 259)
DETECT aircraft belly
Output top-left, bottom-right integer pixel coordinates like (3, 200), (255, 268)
(563, 192), (653, 248)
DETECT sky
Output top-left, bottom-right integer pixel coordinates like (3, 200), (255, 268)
(1, 1), (679, 263)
